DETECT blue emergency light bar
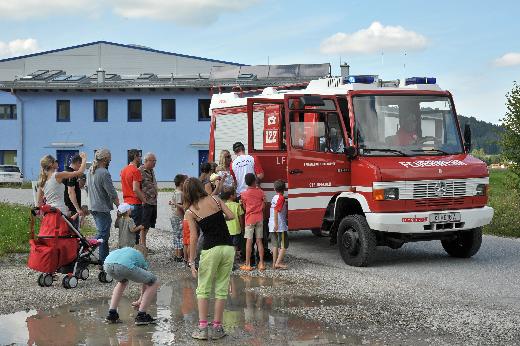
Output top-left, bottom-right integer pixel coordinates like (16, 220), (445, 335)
(345, 75), (377, 84)
(405, 77), (437, 85)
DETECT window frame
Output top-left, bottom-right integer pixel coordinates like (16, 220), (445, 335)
(93, 99), (109, 122)
(198, 99), (211, 121)
(161, 99), (176, 122)
(56, 100), (71, 122)
(127, 99), (142, 122)
(0, 104), (17, 120)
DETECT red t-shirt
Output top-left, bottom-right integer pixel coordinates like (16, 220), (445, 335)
(120, 164), (142, 205)
(240, 186), (265, 225)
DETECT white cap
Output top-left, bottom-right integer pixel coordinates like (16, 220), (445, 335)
(117, 203), (133, 214)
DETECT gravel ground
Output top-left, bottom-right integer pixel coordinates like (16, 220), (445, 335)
(1, 188), (519, 345)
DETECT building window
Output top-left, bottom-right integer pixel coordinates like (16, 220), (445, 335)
(94, 100), (108, 122)
(162, 99), (176, 121)
(128, 99), (142, 122)
(198, 99), (211, 121)
(0, 150), (17, 165)
(56, 100), (70, 122)
(0, 104), (16, 120)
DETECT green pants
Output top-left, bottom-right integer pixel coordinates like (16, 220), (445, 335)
(196, 245), (235, 300)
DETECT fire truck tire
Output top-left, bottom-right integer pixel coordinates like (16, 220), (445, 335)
(337, 215), (376, 267)
(441, 227), (482, 258)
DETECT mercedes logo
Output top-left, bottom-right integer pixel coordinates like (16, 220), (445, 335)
(433, 181), (447, 197)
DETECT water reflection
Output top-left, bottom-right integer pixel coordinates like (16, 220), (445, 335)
(1, 274), (359, 345)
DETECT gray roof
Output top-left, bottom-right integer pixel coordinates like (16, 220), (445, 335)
(0, 63), (331, 91)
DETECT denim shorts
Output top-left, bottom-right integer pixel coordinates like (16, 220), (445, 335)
(103, 263), (157, 284)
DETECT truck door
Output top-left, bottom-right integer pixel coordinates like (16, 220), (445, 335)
(285, 95), (351, 230)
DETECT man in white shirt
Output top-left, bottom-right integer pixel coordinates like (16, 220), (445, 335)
(230, 142), (264, 198)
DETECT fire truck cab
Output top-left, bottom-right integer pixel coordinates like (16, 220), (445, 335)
(209, 75), (494, 266)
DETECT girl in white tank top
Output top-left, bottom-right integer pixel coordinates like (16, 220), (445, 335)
(37, 153), (88, 216)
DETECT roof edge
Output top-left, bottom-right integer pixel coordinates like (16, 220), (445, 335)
(0, 40), (246, 66)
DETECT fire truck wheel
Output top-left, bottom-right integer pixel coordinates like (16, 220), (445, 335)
(441, 227), (482, 258)
(337, 215), (376, 267)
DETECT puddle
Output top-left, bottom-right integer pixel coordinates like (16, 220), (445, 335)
(0, 274), (362, 345)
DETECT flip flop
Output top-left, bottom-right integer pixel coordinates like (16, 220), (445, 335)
(275, 264), (288, 270)
(258, 265), (266, 271)
(239, 265), (254, 271)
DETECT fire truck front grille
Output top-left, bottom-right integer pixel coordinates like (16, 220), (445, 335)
(414, 197), (466, 210)
(413, 181), (467, 199)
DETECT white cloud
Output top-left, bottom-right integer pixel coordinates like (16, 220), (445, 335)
(0, 0), (258, 26)
(320, 21), (428, 55)
(0, 39), (39, 57)
(0, 0), (92, 19)
(493, 53), (520, 67)
(111, 0), (259, 25)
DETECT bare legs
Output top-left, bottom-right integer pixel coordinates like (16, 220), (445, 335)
(197, 298), (226, 325)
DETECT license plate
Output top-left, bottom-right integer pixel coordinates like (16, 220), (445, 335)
(429, 212), (461, 223)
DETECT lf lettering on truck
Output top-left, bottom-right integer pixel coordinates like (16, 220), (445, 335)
(208, 74), (494, 267)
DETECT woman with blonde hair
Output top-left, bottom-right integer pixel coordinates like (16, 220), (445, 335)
(36, 152), (87, 216)
(184, 178), (235, 340)
(216, 150), (234, 189)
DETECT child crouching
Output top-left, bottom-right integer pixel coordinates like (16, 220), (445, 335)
(104, 246), (160, 325)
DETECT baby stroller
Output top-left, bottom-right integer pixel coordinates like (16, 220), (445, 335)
(28, 205), (113, 289)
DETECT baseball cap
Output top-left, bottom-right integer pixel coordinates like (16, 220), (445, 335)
(232, 142), (244, 152)
(118, 203), (134, 214)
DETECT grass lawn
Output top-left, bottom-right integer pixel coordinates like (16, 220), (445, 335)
(484, 169), (520, 238)
(0, 202), (97, 256)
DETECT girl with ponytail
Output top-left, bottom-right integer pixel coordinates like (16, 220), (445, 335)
(36, 152), (87, 216)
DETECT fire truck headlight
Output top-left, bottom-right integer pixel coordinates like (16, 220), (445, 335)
(475, 184), (487, 196)
(373, 188), (399, 200)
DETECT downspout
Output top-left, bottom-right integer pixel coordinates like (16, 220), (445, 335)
(11, 89), (24, 177)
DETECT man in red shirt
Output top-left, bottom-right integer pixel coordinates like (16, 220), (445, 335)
(239, 173), (266, 272)
(120, 149), (145, 244)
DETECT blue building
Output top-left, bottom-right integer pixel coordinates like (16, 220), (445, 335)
(0, 41), (329, 181)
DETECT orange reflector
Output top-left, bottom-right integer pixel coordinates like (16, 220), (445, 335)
(373, 189), (385, 201)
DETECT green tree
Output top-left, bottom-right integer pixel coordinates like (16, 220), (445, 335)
(502, 82), (520, 179)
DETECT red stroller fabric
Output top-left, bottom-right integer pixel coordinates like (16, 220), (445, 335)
(28, 207), (79, 274)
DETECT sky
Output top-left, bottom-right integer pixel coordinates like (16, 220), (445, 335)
(0, 0), (518, 124)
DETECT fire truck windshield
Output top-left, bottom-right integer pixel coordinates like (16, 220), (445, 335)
(353, 95), (463, 156)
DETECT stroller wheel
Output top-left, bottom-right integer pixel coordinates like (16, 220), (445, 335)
(62, 276), (70, 289)
(37, 274), (44, 287)
(79, 268), (89, 280)
(43, 274), (54, 287)
(98, 271), (113, 284)
(68, 276), (78, 288)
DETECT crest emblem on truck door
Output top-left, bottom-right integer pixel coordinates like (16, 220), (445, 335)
(433, 181), (447, 197)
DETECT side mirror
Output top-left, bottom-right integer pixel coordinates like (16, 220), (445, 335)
(345, 146), (358, 159)
(463, 124), (472, 153)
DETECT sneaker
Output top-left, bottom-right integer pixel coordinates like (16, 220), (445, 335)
(191, 326), (208, 340)
(135, 313), (157, 326)
(105, 312), (120, 324)
(211, 325), (227, 340)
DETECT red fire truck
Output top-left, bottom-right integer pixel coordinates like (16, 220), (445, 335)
(208, 75), (494, 266)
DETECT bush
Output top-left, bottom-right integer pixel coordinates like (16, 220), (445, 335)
(483, 170), (520, 238)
